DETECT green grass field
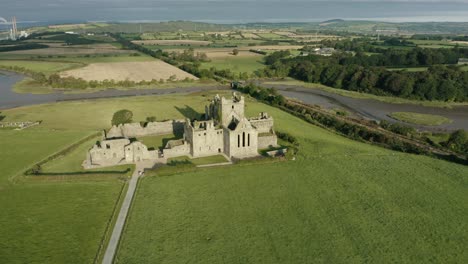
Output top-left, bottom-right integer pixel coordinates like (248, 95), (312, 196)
(0, 60), (82, 74)
(115, 96), (468, 263)
(2, 91), (467, 263)
(387, 67), (428, 72)
(389, 112), (453, 126)
(0, 129), (126, 263)
(255, 32), (284, 39)
(201, 56), (265, 74)
(139, 133), (178, 150)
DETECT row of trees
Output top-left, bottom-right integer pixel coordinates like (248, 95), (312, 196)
(0, 43), (48, 52)
(234, 84), (433, 156)
(340, 48), (467, 67)
(262, 49), (468, 101)
(0, 64), (192, 89)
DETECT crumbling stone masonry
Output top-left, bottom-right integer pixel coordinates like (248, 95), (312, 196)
(84, 93), (278, 167)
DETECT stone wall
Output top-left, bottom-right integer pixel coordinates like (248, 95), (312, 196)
(107, 120), (185, 139)
(89, 138), (130, 165)
(89, 138), (158, 165)
(163, 140), (190, 158)
(249, 118), (274, 134)
(258, 135), (278, 150)
(185, 120), (224, 157)
(0, 121), (40, 129)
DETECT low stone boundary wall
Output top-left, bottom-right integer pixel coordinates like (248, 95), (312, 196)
(0, 121), (40, 130)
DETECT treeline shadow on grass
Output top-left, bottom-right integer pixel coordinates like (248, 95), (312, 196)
(175, 105), (204, 120)
(27, 168), (131, 176)
(434, 153), (468, 166)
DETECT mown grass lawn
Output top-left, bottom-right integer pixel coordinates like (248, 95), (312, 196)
(116, 98), (468, 263)
(389, 111), (453, 126)
(0, 129), (125, 263)
(139, 133), (178, 150)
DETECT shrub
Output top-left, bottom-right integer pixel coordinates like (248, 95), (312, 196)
(146, 116), (157, 122)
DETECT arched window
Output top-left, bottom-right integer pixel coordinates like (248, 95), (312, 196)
(238, 134), (240, 148)
(248, 134), (250, 147)
(242, 132), (245, 147)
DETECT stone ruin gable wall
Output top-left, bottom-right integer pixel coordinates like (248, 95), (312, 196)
(226, 118), (258, 158)
(107, 120), (185, 139)
(124, 141), (157, 163)
(89, 138), (130, 165)
(188, 120), (224, 157)
(163, 141), (190, 159)
(258, 135), (278, 150)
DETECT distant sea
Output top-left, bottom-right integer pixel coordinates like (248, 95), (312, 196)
(1, 1), (468, 27)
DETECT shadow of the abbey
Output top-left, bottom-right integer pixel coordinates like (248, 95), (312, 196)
(175, 105), (204, 121)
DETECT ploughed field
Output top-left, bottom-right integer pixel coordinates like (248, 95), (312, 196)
(60, 61), (198, 82)
(1, 91), (466, 263)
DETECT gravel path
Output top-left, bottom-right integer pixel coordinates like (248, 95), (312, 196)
(102, 162), (155, 264)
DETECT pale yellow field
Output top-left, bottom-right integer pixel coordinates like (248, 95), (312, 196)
(6, 44), (130, 55)
(60, 61), (198, 82)
(451, 41), (468, 45)
(132, 40), (212, 46)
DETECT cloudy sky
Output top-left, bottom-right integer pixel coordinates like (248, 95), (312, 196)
(2, 0), (468, 23)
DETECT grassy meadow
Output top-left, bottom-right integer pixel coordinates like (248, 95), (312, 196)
(1, 90), (467, 263)
(201, 55), (265, 74)
(389, 112), (453, 126)
(115, 95), (468, 263)
(0, 60), (82, 74)
(0, 128), (126, 263)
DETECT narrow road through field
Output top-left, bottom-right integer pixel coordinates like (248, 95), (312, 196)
(102, 162), (155, 264)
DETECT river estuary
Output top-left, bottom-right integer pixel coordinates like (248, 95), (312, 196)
(1, 71), (467, 132)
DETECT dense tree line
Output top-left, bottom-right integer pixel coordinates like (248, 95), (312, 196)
(444, 130), (468, 155)
(262, 49), (468, 101)
(234, 84), (432, 156)
(0, 43), (48, 52)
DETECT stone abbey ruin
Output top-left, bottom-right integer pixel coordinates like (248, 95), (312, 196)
(84, 93), (278, 167)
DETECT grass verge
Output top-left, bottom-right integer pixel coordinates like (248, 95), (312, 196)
(388, 112), (453, 126)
